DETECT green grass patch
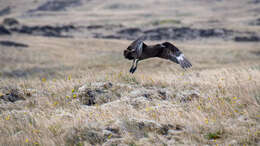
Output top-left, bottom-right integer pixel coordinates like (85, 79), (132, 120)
(205, 131), (222, 140)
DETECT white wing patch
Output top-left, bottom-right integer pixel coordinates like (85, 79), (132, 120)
(136, 41), (143, 58)
(176, 54), (184, 61)
(137, 42), (143, 50)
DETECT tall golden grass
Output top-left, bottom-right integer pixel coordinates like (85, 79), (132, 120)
(0, 36), (259, 145)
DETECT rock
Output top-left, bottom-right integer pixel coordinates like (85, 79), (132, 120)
(0, 40), (28, 48)
(106, 3), (141, 10)
(101, 26), (234, 41)
(128, 87), (172, 102)
(234, 36), (260, 42)
(122, 118), (182, 138)
(105, 127), (120, 135)
(0, 6), (11, 16)
(0, 88), (25, 102)
(157, 124), (174, 135)
(65, 127), (105, 145)
(143, 27), (233, 40)
(10, 24), (76, 37)
(2, 18), (19, 27)
(78, 86), (96, 105)
(158, 89), (170, 100)
(122, 118), (161, 139)
(159, 124), (184, 135)
(102, 129), (121, 139)
(77, 82), (120, 106)
(117, 28), (142, 36)
(87, 25), (103, 29)
(81, 130), (105, 145)
(100, 35), (122, 39)
(0, 25), (11, 35)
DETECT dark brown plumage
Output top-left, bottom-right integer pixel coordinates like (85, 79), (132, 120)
(124, 37), (192, 73)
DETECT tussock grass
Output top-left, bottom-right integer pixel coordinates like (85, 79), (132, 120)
(0, 35), (260, 145)
(1, 0), (260, 144)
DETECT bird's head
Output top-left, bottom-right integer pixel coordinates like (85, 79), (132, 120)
(124, 36), (145, 60)
(124, 46), (135, 60)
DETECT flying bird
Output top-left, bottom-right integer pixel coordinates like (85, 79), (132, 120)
(124, 36), (192, 73)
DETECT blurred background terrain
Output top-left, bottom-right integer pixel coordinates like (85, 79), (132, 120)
(0, 0), (259, 145)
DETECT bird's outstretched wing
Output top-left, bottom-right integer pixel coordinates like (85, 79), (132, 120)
(174, 52), (192, 69)
(129, 36), (145, 58)
(162, 42), (192, 69)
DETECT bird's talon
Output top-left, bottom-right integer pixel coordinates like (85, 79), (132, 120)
(129, 67), (137, 74)
(132, 67), (137, 73)
(129, 67), (134, 73)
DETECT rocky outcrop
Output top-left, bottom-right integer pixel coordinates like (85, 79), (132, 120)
(0, 25), (11, 35)
(0, 40), (28, 48)
(2, 18), (19, 27)
(0, 88), (26, 103)
(65, 118), (185, 145)
(0, 6), (11, 16)
(10, 24), (76, 37)
(234, 36), (260, 42)
(77, 82), (117, 106)
(100, 27), (235, 41)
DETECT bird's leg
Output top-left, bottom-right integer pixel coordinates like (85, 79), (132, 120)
(129, 59), (136, 73)
(130, 59), (139, 73)
(132, 59), (139, 73)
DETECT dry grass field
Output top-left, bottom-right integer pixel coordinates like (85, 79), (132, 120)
(0, 0), (260, 145)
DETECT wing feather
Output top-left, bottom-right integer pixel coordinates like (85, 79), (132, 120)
(175, 53), (192, 69)
(130, 36), (145, 58)
(162, 42), (192, 69)
(136, 41), (143, 58)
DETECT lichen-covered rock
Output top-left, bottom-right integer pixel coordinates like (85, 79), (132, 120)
(64, 121), (123, 145)
(128, 87), (171, 100)
(65, 127), (105, 145)
(77, 82), (122, 106)
(121, 118), (183, 138)
(0, 88), (25, 102)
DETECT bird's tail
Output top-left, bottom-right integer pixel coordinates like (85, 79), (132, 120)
(176, 54), (192, 69)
